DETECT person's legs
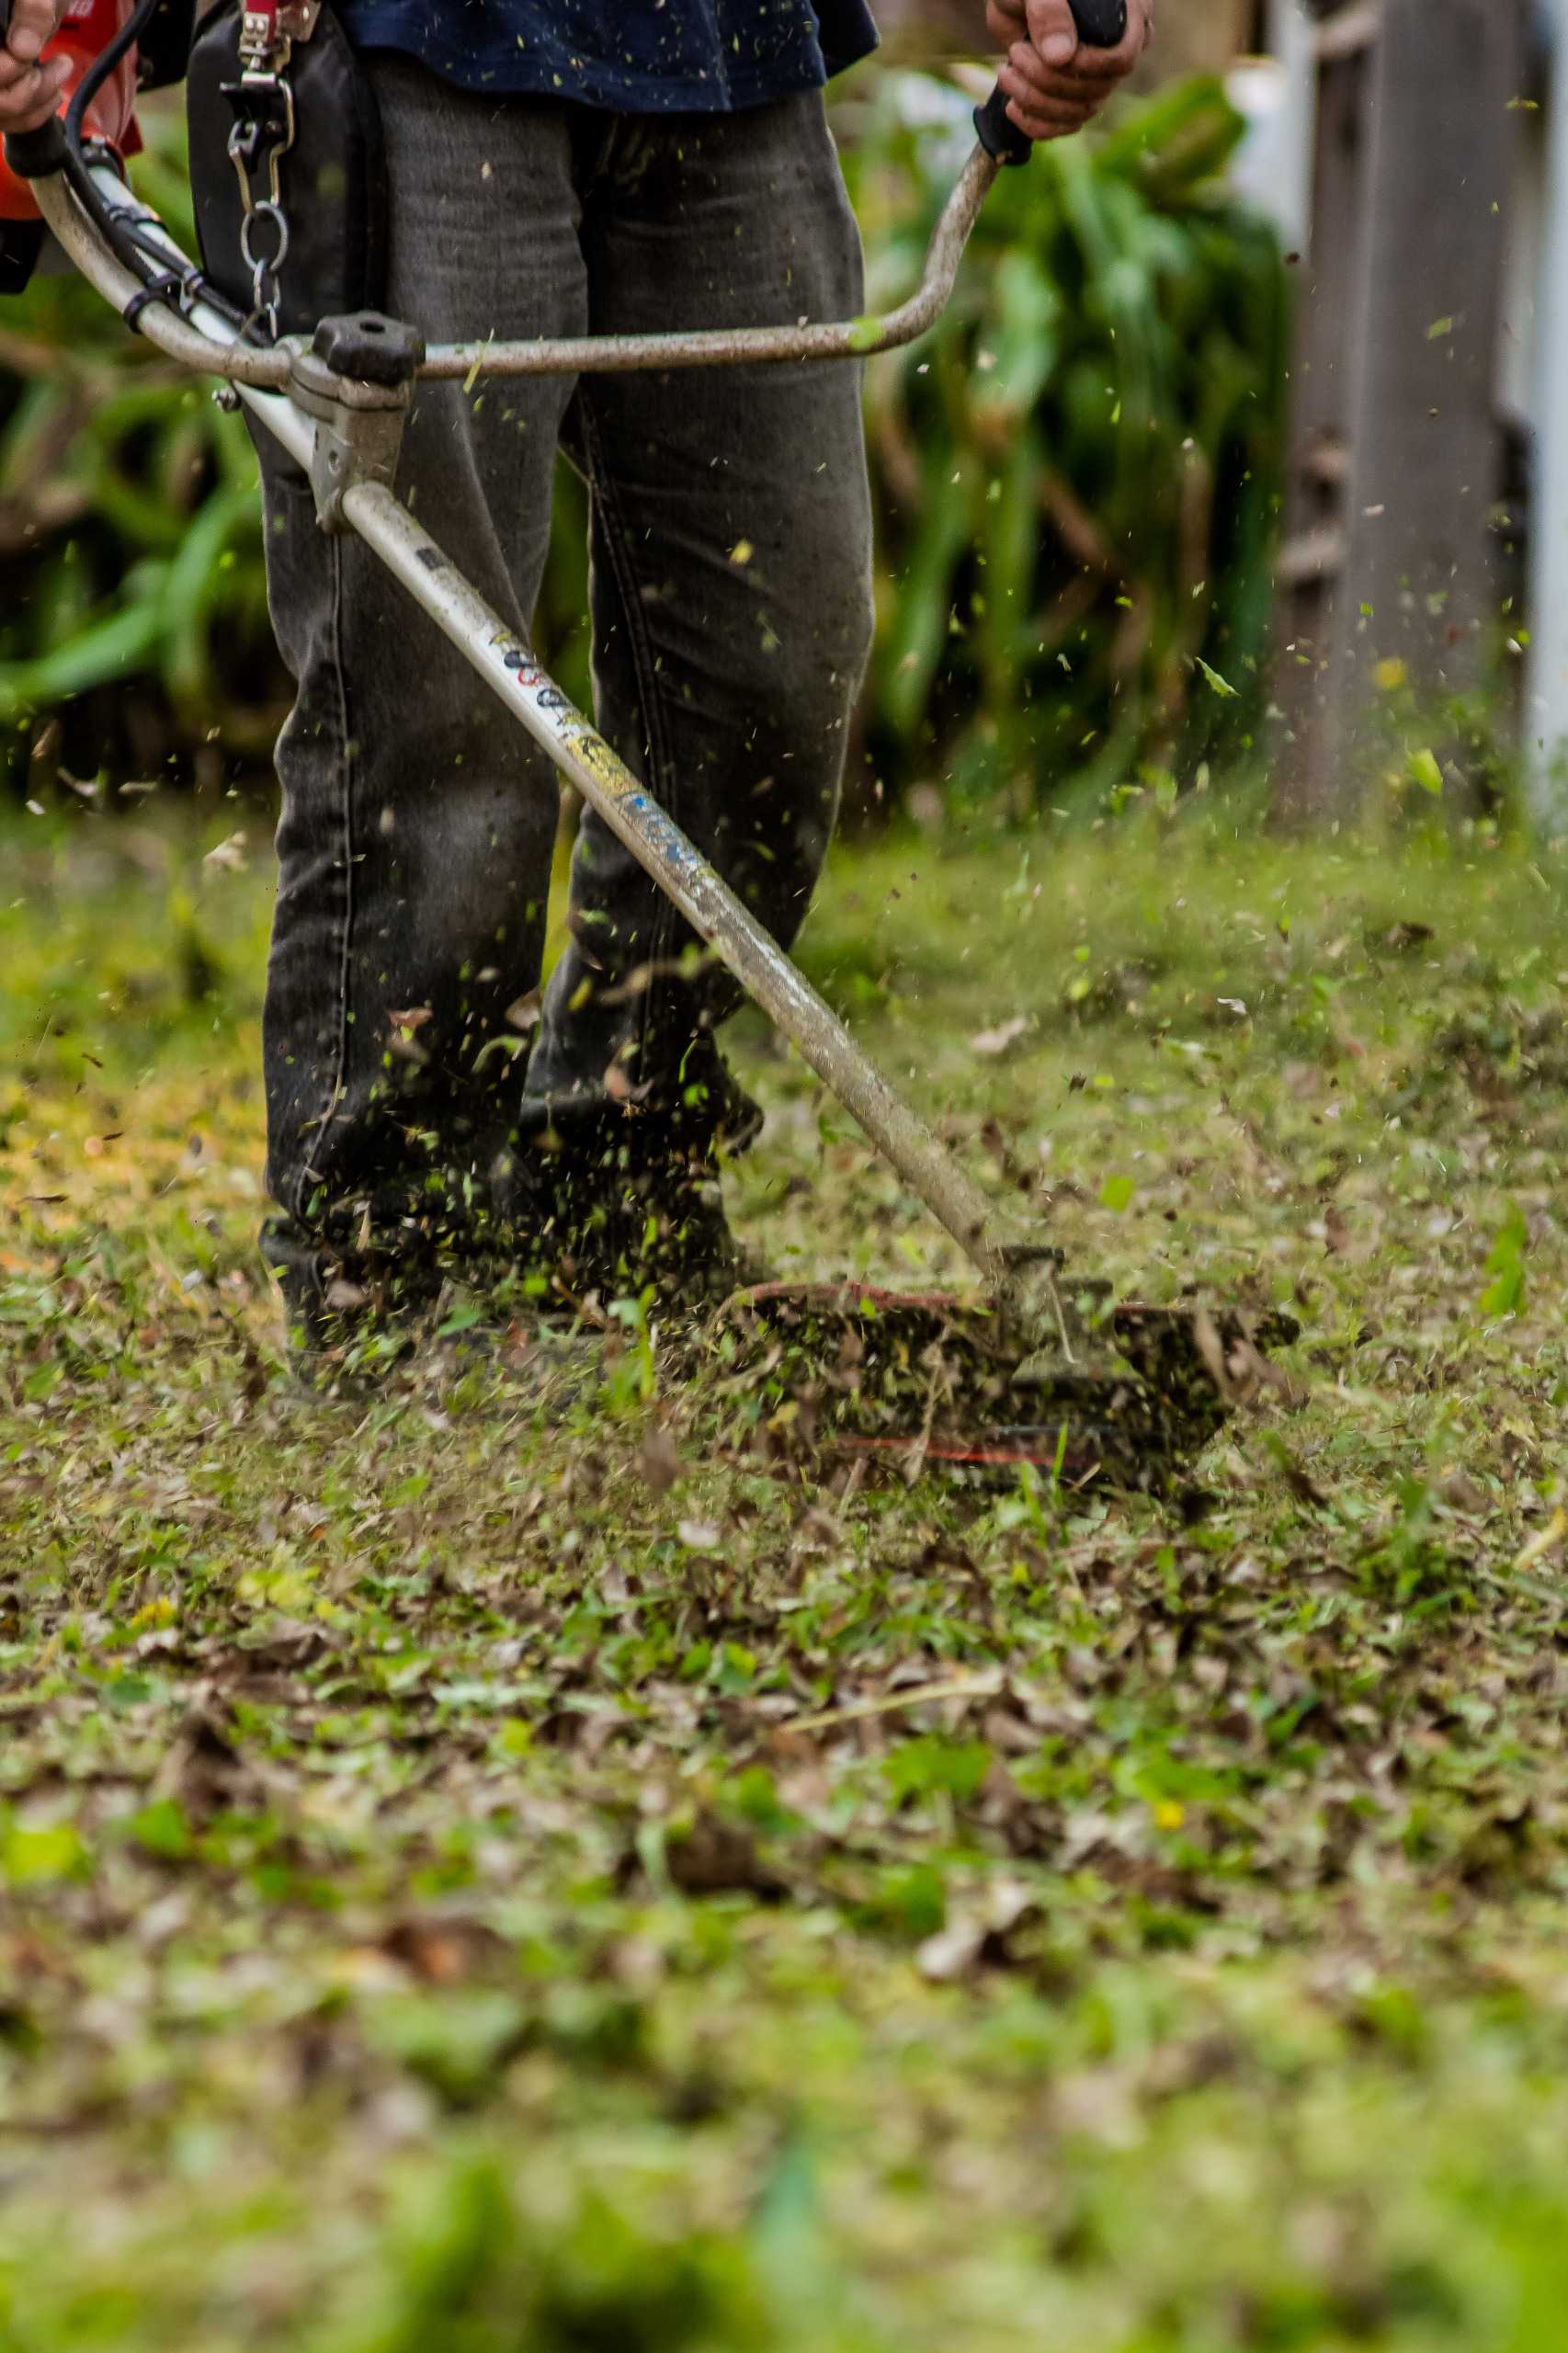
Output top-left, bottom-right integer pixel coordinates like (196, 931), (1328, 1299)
(256, 57), (585, 1318)
(519, 92), (876, 1279)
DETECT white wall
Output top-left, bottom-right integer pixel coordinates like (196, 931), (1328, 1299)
(1226, 0), (1317, 256)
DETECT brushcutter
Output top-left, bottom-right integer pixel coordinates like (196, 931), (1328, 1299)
(3, 0), (1297, 1482)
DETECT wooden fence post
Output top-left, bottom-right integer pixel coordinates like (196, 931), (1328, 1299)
(1529, 0), (1568, 821)
(1274, 0), (1522, 821)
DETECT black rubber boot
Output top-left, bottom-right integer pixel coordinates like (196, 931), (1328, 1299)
(520, 1029), (767, 1306)
(259, 1137), (556, 1378)
(545, 1140), (771, 1310)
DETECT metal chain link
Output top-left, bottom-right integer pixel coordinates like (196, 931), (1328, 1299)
(225, 11), (298, 342)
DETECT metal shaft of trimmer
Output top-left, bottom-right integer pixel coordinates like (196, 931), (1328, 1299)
(346, 483), (1023, 1281)
(23, 144), (1061, 1305)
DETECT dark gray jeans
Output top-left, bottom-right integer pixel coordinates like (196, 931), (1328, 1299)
(257, 61), (875, 1230)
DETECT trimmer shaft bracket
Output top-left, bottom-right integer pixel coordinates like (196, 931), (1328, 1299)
(287, 311), (424, 531)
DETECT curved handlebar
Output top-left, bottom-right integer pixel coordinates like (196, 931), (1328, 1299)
(6, 0), (1131, 390)
(24, 136), (1005, 387)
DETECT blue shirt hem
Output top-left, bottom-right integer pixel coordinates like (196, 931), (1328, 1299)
(332, 2), (878, 114)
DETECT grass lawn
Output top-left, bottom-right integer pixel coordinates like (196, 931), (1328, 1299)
(4, 789), (1568, 2350)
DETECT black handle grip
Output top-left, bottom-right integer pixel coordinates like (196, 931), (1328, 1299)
(974, 86), (1033, 166)
(974, 0), (1130, 166)
(1067, 0), (1129, 42)
(3, 116), (69, 180)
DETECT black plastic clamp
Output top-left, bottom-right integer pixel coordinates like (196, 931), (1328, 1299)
(311, 311), (425, 388)
(123, 269), (185, 330)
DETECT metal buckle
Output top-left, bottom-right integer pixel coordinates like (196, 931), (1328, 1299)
(223, 72), (296, 171)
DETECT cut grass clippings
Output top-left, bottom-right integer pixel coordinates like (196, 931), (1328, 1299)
(5, 790), (1568, 2349)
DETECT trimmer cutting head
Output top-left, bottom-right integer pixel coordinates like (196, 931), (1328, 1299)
(713, 1280), (1299, 1490)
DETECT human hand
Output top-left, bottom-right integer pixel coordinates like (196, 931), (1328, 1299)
(0, 0), (72, 135)
(984, 0), (1153, 143)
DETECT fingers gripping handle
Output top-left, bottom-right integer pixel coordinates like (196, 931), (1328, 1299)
(0, 0), (71, 179)
(974, 0), (1129, 165)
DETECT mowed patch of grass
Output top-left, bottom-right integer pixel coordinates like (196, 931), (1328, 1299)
(5, 791), (1568, 2350)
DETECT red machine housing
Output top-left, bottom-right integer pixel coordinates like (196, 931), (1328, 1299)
(0, 0), (142, 223)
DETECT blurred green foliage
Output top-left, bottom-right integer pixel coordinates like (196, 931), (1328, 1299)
(0, 74), (1284, 814)
(0, 105), (278, 796)
(0, 100), (593, 803)
(845, 70), (1287, 816)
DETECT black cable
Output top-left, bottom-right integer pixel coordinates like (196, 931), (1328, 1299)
(60, 0), (162, 278)
(121, 212), (250, 326)
(62, 0), (158, 150)
(60, 0), (255, 337)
